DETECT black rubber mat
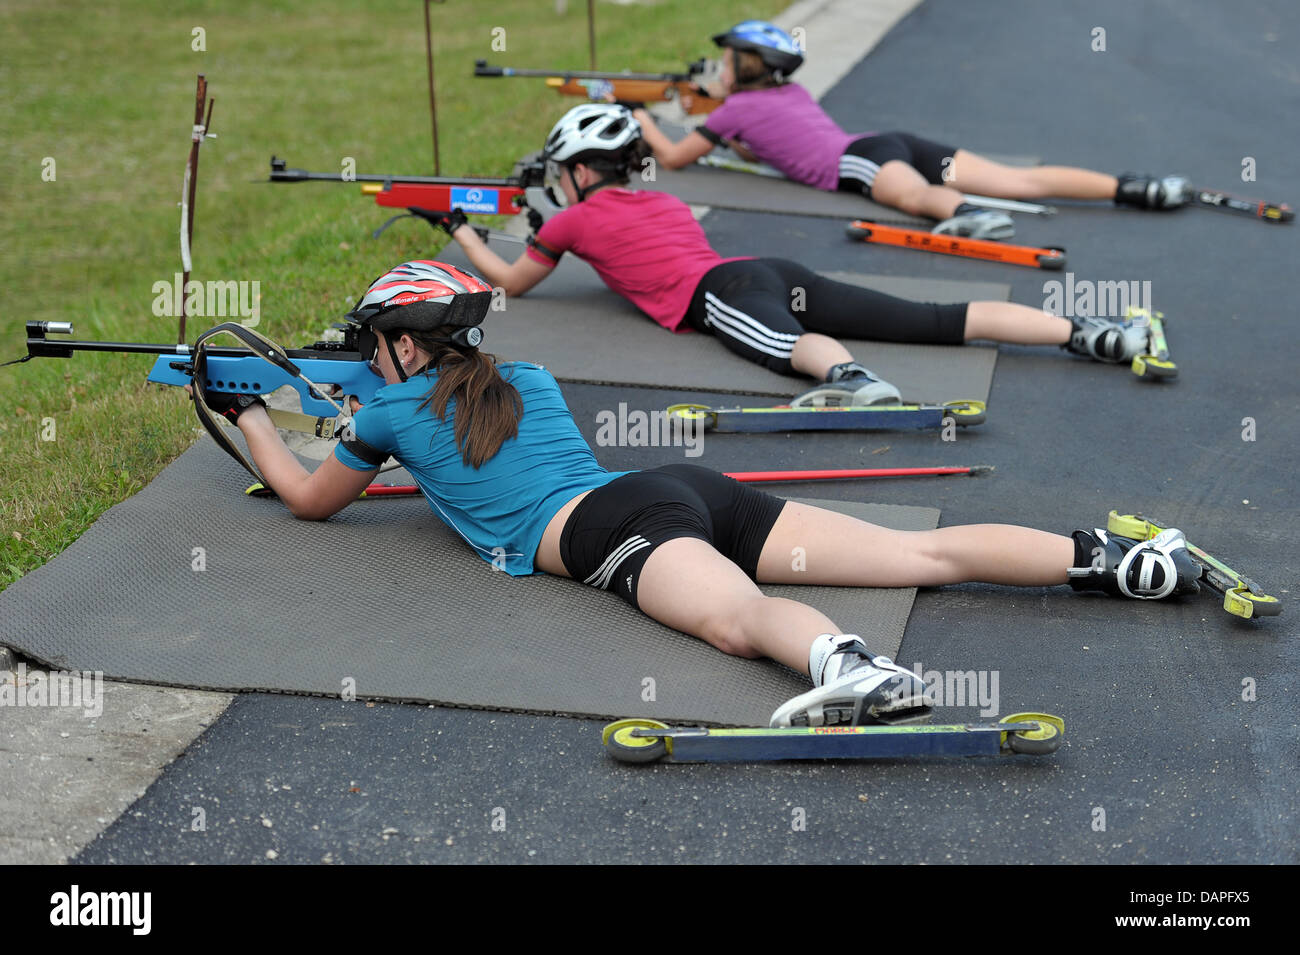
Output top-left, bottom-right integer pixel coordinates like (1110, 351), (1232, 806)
(446, 247), (1004, 403)
(0, 439), (939, 727)
(641, 158), (930, 224)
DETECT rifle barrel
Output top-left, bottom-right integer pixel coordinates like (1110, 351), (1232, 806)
(25, 324), (360, 362)
(269, 164), (519, 187)
(474, 59), (693, 83)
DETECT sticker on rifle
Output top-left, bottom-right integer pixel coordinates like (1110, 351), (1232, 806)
(451, 187), (500, 215)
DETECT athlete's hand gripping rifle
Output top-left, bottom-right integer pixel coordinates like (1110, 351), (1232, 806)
(473, 58), (724, 114)
(19, 320), (385, 483)
(268, 154), (560, 238)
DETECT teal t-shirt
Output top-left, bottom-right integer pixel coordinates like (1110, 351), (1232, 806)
(334, 362), (627, 575)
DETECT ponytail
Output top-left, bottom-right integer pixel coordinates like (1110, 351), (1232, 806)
(401, 328), (524, 468)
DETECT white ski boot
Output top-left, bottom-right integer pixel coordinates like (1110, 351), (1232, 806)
(1067, 527), (1201, 599)
(1115, 173), (1190, 210)
(790, 361), (901, 407)
(1064, 315), (1150, 363)
(770, 634), (933, 727)
(933, 205), (1015, 240)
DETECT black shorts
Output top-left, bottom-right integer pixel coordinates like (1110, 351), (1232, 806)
(559, 464), (787, 608)
(837, 131), (959, 197)
(684, 258), (968, 374)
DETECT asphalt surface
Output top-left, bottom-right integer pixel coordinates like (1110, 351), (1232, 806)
(74, 0), (1297, 865)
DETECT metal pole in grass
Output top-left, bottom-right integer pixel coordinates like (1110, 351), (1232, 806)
(180, 75), (214, 345)
(424, 0), (444, 176)
(587, 0), (597, 68)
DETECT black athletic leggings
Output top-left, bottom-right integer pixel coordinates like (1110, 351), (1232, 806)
(559, 464), (787, 609)
(684, 258), (968, 375)
(836, 131), (959, 198)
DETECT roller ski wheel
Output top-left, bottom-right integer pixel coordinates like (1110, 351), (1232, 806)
(1001, 712), (1065, 755)
(602, 718), (671, 763)
(1125, 307), (1177, 380)
(665, 403), (718, 428)
(943, 400), (987, 426)
(1106, 511), (1282, 619)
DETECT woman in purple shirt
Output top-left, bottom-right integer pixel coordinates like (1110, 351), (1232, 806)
(636, 21), (1189, 240)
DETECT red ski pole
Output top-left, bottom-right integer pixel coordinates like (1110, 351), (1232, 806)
(723, 466), (992, 482)
(314, 465), (993, 498)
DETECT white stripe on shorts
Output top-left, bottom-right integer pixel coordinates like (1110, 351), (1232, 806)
(585, 535), (653, 590)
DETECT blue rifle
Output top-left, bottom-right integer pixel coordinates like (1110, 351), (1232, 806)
(17, 320), (384, 482)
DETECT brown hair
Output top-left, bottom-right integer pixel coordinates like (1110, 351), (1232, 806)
(732, 50), (784, 90)
(576, 137), (654, 186)
(401, 327), (524, 468)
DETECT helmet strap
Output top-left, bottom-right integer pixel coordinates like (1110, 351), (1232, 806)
(570, 163), (619, 203)
(380, 328), (481, 382)
(383, 332), (410, 384)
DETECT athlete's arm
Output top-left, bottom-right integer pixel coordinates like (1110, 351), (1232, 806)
(448, 224), (552, 296)
(234, 405), (378, 520)
(632, 108), (716, 170)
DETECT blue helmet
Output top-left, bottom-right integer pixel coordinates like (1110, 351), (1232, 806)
(712, 20), (803, 76)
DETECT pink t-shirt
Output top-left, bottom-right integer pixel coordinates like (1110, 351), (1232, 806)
(704, 83), (864, 191)
(526, 188), (746, 332)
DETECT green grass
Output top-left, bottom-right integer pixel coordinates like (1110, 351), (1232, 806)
(0, 0), (785, 590)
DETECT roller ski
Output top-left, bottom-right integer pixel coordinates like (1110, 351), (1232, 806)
(1190, 186), (1294, 224)
(1105, 511), (1282, 619)
(602, 714), (1064, 763)
(1125, 306), (1177, 380)
(958, 195), (1057, 217)
(667, 399), (986, 433)
(605, 635), (1063, 763)
(847, 219), (1065, 270)
(696, 153), (785, 179)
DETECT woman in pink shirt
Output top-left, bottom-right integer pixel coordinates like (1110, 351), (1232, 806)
(635, 21), (1189, 240)
(435, 104), (1157, 407)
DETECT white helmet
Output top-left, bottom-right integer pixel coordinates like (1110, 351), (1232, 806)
(543, 104), (642, 166)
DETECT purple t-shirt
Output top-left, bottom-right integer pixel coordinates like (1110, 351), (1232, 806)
(704, 83), (865, 191)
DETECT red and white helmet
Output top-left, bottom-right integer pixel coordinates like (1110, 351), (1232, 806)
(347, 260), (492, 333)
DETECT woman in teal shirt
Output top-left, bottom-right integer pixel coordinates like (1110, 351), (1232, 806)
(210, 260), (1200, 729)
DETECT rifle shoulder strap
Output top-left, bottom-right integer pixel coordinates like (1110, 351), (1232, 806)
(189, 322), (351, 486)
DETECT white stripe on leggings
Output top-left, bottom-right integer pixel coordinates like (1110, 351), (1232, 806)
(838, 154), (881, 185)
(585, 535), (652, 590)
(703, 293), (799, 360)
